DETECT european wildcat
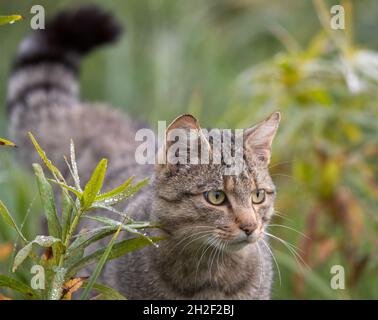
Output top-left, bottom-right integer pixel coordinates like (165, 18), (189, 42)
(7, 7), (280, 299)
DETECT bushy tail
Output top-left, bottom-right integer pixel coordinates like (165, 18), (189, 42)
(7, 6), (123, 171)
(7, 5), (122, 113)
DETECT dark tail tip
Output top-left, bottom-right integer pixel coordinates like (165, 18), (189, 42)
(45, 5), (123, 54)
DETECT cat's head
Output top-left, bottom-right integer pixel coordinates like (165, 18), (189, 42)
(153, 112), (280, 252)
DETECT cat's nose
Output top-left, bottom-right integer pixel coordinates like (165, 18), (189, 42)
(239, 222), (257, 236)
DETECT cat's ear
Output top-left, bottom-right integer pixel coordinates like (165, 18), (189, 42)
(165, 114), (204, 149)
(157, 114), (211, 170)
(244, 112), (281, 166)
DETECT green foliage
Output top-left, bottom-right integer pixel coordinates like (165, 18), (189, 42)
(0, 15), (22, 26)
(0, 134), (160, 300)
(0, 137), (17, 147)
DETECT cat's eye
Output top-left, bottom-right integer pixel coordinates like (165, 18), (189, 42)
(204, 190), (227, 206)
(251, 189), (266, 204)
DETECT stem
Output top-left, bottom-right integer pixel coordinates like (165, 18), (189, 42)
(58, 207), (83, 268)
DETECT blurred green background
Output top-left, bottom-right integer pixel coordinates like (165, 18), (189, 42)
(0, 0), (377, 299)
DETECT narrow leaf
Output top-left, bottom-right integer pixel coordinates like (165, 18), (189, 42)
(28, 132), (65, 181)
(49, 179), (82, 198)
(33, 164), (62, 239)
(93, 178), (149, 207)
(68, 236), (163, 277)
(0, 200), (27, 242)
(94, 176), (134, 202)
(0, 137), (17, 147)
(80, 218), (124, 300)
(61, 190), (73, 243)
(12, 242), (33, 272)
(82, 159), (107, 210)
(0, 275), (38, 299)
(0, 15), (23, 25)
(70, 139), (81, 190)
(67, 227), (116, 255)
(84, 282), (127, 300)
(12, 235), (63, 272)
(85, 216), (158, 230)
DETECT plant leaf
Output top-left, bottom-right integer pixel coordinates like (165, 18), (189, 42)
(93, 178), (149, 207)
(0, 275), (38, 299)
(0, 137), (17, 147)
(68, 236), (163, 278)
(84, 282), (127, 300)
(94, 176), (134, 201)
(61, 190), (73, 243)
(28, 132), (65, 182)
(0, 15), (23, 26)
(49, 179), (82, 199)
(70, 139), (81, 191)
(79, 217), (125, 300)
(82, 159), (107, 210)
(13, 235), (63, 272)
(67, 226), (116, 255)
(33, 164), (62, 240)
(0, 200), (27, 243)
(85, 216), (156, 230)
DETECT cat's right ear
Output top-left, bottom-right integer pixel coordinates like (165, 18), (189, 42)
(244, 112), (281, 166)
(156, 114), (210, 173)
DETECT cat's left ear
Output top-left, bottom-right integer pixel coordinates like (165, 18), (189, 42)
(244, 112), (281, 165)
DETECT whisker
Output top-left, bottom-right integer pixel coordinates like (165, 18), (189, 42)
(208, 238), (220, 287)
(269, 160), (292, 169)
(270, 173), (293, 179)
(260, 239), (282, 287)
(169, 230), (213, 256)
(255, 243), (265, 294)
(264, 232), (311, 271)
(267, 224), (311, 239)
(195, 236), (217, 289)
(273, 210), (291, 221)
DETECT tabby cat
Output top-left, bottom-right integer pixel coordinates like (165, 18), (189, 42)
(7, 6), (280, 299)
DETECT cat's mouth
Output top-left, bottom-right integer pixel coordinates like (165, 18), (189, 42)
(223, 230), (262, 251)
